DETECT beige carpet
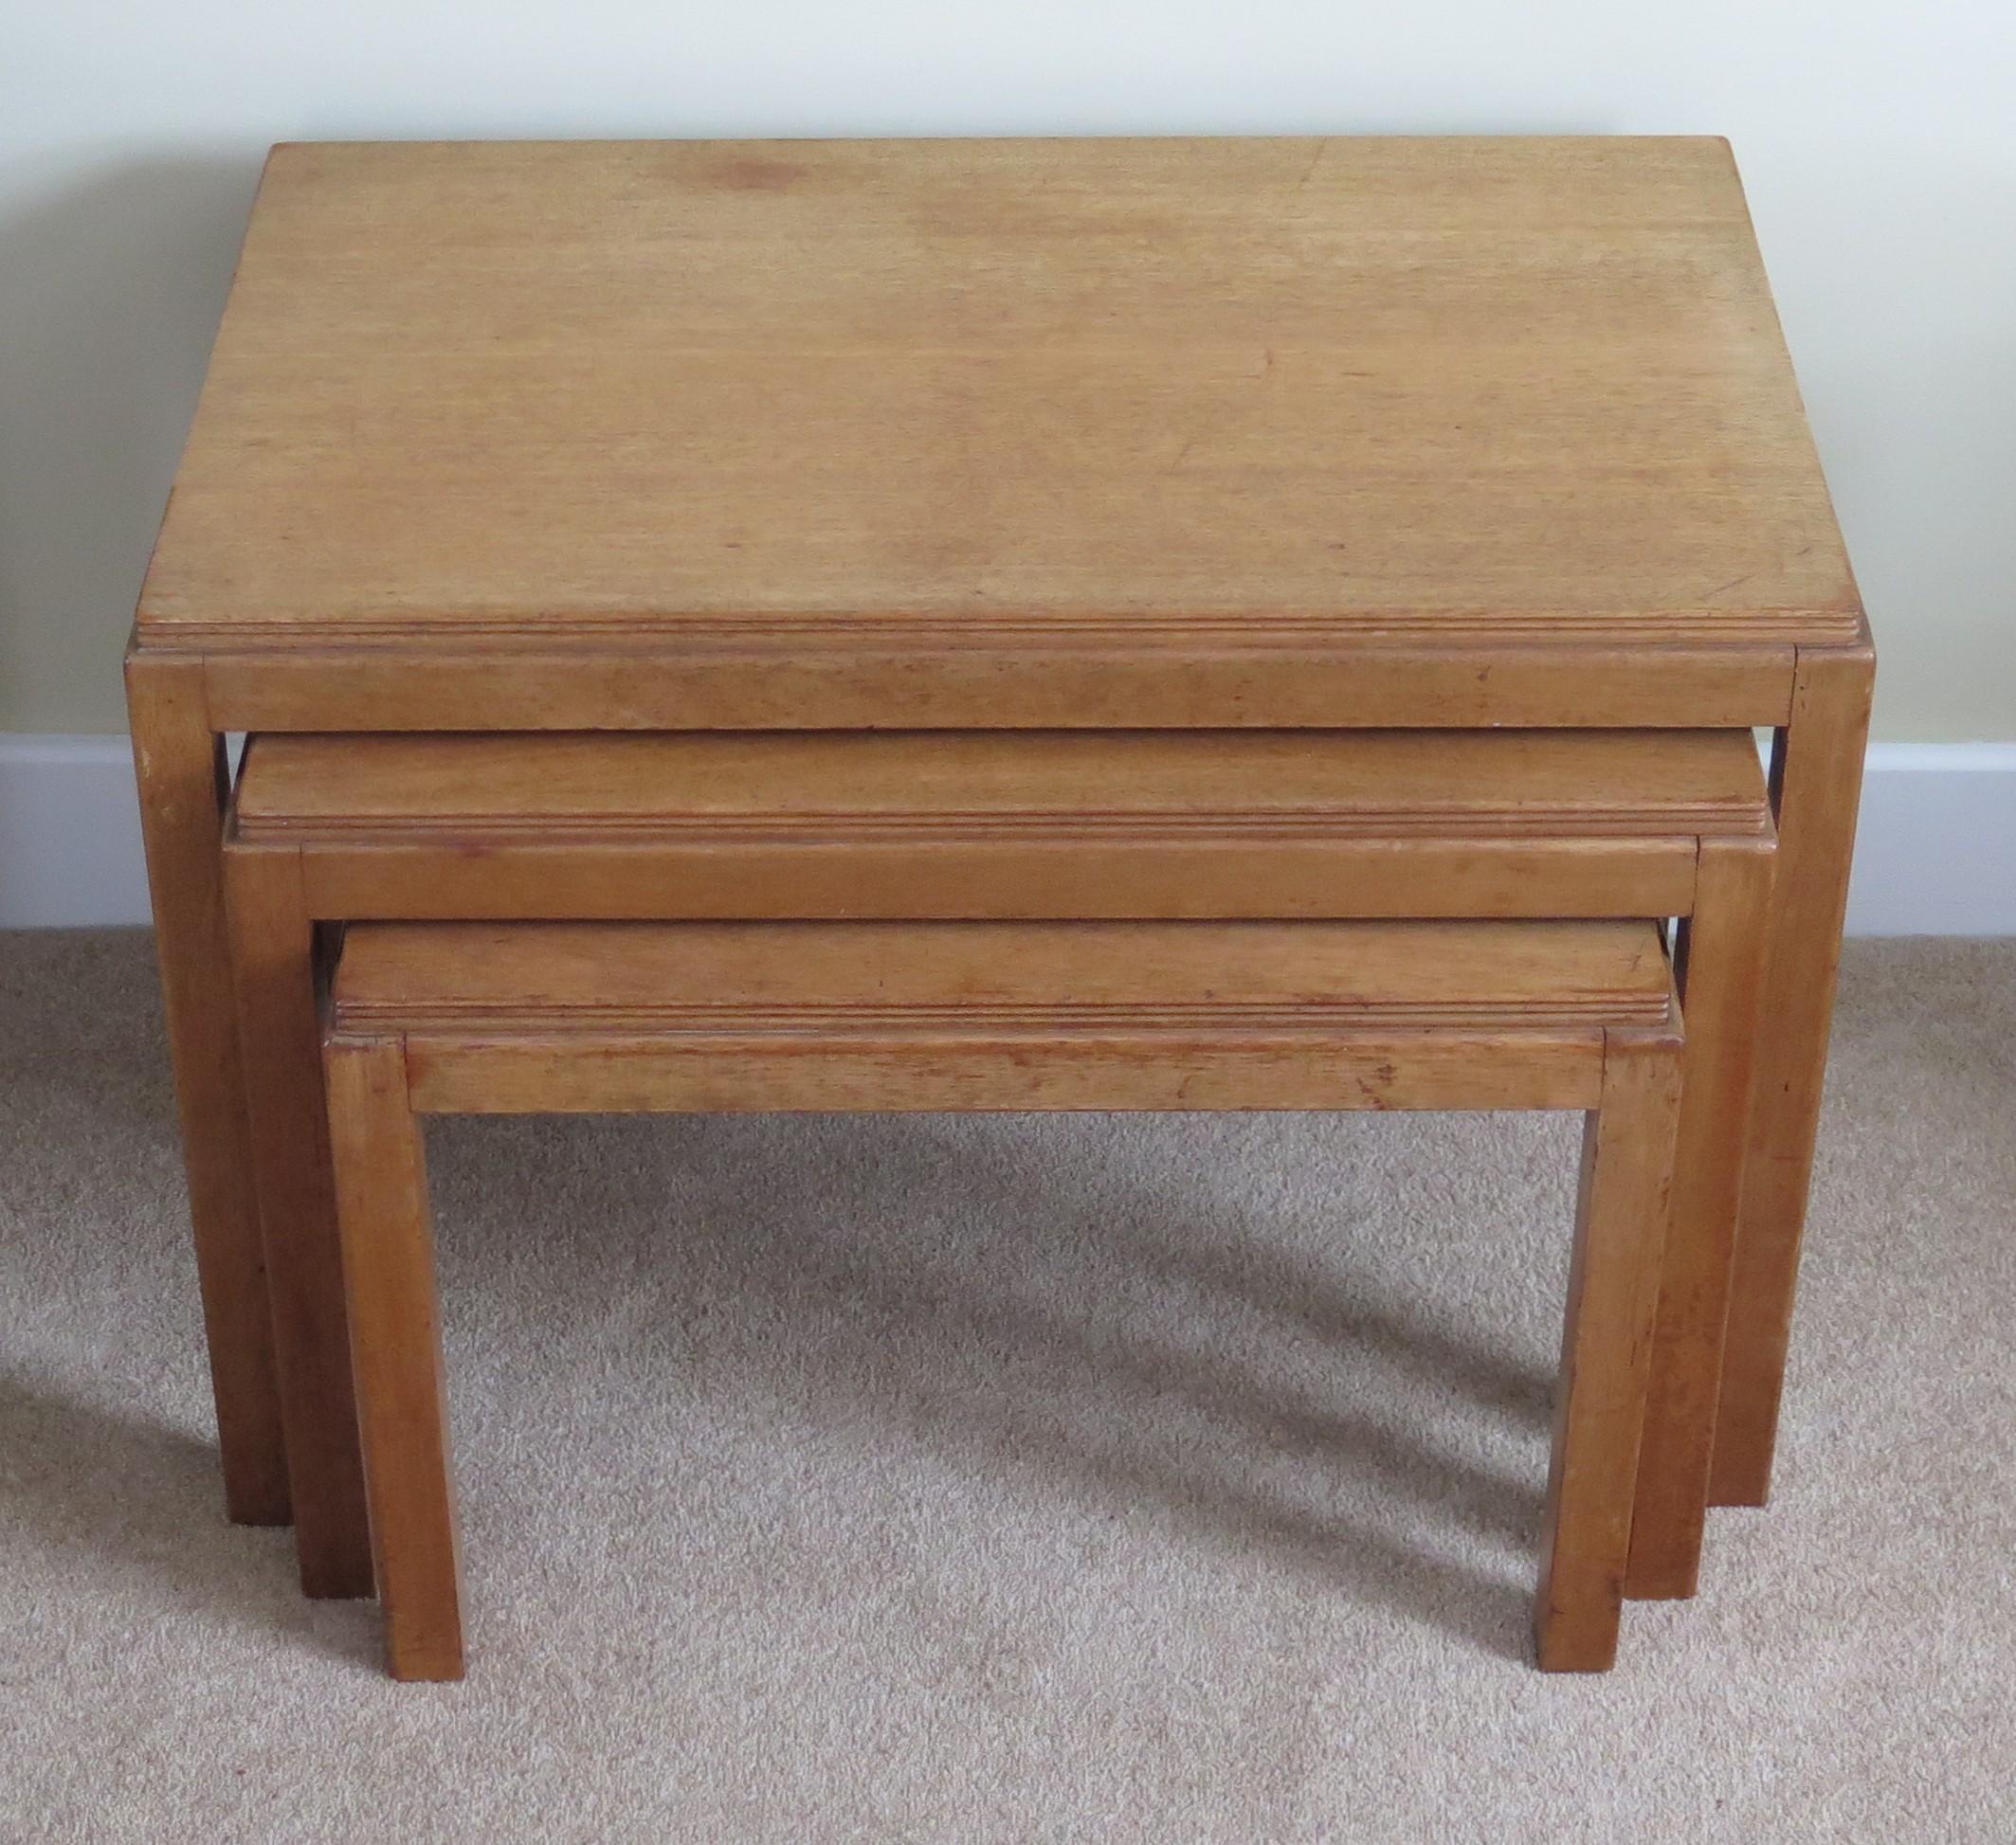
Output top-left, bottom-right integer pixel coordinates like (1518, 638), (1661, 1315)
(2, 931), (2012, 1841)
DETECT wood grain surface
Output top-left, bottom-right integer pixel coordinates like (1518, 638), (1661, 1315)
(237, 729), (1771, 841)
(231, 728), (1761, 924)
(330, 919), (1676, 1037)
(322, 915), (1680, 1676)
(139, 137), (1857, 656)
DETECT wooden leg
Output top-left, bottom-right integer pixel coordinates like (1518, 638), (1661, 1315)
(326, 1037), (464, 1682)
(1712, 646), (1875, 1506)
(124, 651), (290, 1525)
(226, 835), (373, 1596)
(1625, 835), (1773, 1598)
(1535, 1030), (1680, 1672)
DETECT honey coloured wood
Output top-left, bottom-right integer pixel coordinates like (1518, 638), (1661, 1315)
(1715, 645), (1875, 1505)
(1625, 833), (1774, 1599)
(1535, 1032), (1682, 1670)
(344, 918), (1669, 1120)
(224, 845), (372, 1598)
(224, 726), (1769, 1601)
(236, 730), (1771, 842)
(124, 133), (1866, 1641)
(230, 727), (1767, 925)
(329, 919), (1676, 1040)
(124, 654), (290, 1527)
(138, 137), (1858, 660)
(321, 915), (1680, 1678)
(196, 644), (1803, 735)
(324, 1039), (463, 1683)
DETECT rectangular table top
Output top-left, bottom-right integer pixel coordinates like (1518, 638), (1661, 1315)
(137, 136), (1859, 661)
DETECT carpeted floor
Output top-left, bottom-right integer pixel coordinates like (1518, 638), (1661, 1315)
(2, 931), (2011, 1841)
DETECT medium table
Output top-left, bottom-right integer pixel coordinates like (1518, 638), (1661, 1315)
(126, 135), (1870, 1595)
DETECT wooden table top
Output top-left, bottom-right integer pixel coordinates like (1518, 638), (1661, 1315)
(137, 136), (1859, 659)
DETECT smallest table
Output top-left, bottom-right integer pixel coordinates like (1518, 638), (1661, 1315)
(323, 917), (1684, 1679)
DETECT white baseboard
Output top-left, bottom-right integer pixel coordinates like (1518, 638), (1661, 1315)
(1845, 743), (2016, 935)
(2, 733), (2012, 934)
(0, 735), (150, 928)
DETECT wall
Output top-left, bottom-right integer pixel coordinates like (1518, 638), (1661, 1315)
(2, 5), (2012, 913)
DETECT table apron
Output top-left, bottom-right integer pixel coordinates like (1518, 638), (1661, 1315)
(287, 835), (1703, 924)
(189, 645), (1799, 732)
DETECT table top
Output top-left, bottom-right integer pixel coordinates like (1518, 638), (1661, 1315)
(136, 136), (1860, 660)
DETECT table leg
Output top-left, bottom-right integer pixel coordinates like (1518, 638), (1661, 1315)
(124, 651), (289, 1525)
(1711, 644), (1875, 1506)
(226, 839), (374, 1596)
(1534, 1029), (1680, 1673)
(1625, 833), (1772, 1597)
(327, 1036), (465, 1682)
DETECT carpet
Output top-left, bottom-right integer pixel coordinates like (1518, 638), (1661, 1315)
(2, 931), (2011, 1841)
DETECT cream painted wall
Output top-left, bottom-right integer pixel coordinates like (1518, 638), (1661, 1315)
(5, 2), (2012, 739)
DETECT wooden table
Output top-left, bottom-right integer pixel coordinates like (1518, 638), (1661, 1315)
(126, 136), (1870, 1580)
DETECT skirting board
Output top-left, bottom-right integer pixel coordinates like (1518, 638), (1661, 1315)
(0, 734), (2011, 933)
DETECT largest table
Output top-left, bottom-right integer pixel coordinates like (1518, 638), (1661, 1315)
(126, 136), (1872, 1562)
